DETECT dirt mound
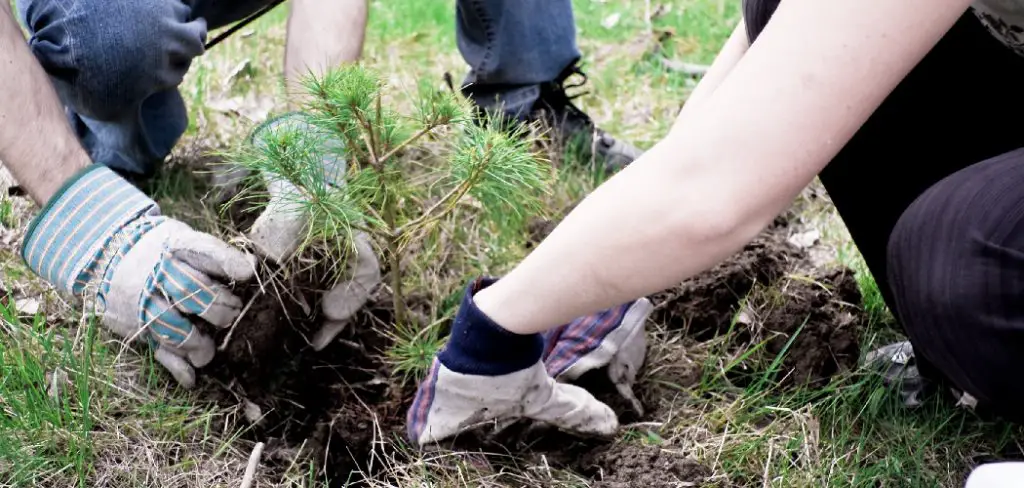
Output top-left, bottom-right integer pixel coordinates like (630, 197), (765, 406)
(192, 197), (865, 485)
(759, 268), (863, 386)
(437, 419), (715, 487)
(582, 444), (712, 488)
(648, 217), (865, 387)
(650, 224), (801, 340)
(198, 256), (411, 485)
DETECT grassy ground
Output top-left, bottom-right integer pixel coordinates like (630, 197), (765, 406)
(4, 0), (1024, 486)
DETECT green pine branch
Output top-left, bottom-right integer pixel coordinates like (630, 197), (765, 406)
(225, 64), (552, 328)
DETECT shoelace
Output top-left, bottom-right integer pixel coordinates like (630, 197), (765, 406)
(204, 0), (288, 51)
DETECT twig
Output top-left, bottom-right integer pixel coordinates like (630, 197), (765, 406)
(240, 441), (265, 488)
(762, 442), (773, 488)
(353, 110), (380, 167)
(396, 161), (485, 236)
(378, 125), (436, 165)
(395, 179), (471, 236)
(218, 262), (287, 351)
(218, 293), (260, 351)
(660, 57), (710, 76)
(644, 0), (653, 35)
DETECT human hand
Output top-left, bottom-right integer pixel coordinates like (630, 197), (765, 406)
(245, 113), (382, 351)
(22, 165), (256, 388)
(542, 297), (653, 415)
(406, 278), (628, 447)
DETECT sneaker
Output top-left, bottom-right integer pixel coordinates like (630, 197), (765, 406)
(863, 341), (930, 408)
(454, 64), (644, 173)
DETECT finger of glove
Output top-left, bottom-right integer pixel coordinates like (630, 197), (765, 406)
(542, 302), (636, 379)
(606, 317), (647, 415)
(609, 313), (648, 385)
(247, 199), (306, 264)
(154, 346), (197, 389)
(323, 232), (381, 322)
(311, 319), (350, 351)
(525, 376), (618, 437)
(141, 296), (215, 367)
(168, 227), (256, 282)
(155, 258), (245, 327)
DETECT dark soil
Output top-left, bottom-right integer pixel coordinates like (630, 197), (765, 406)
(582, 444), (712, 488)
(759, 268), (863, 386)
(648, 216), (865, 387)
(649, 219), (802, 341)
(199, 260), (411, 486)
(192, 193), (865, 486)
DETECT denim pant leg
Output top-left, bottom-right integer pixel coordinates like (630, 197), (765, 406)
(456, 0), (581, 119)
(15, 0), (273, 178)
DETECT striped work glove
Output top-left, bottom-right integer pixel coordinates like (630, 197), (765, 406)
(22, 165), (256, 388)
(542, 297), (652, 415)
(407, 278), (638, 447)
(245, 113), (382, 351)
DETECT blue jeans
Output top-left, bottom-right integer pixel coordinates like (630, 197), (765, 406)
(16, 0), (579, 177)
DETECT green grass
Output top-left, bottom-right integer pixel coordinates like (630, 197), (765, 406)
(2, 1), (1018, 486)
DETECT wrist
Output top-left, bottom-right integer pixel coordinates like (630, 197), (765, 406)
(437, 277), (543, 376)
(21, 165), (157, 294)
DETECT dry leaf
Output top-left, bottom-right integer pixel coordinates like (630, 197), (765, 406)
(15, 297), (39, 315)
(787, 229), (821, 249)
(602, 12), (621, 29)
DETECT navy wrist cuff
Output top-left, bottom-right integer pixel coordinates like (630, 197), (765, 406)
(437, 277), (543, 376)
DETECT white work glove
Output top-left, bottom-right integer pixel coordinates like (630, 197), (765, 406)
(22, 165), (256, 388)
(542, 297), (653, 415)
(406, 278), (624, 447)
(245, 113), (382, 350)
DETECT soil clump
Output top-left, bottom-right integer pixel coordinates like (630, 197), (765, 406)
(192, 200), (867, 485)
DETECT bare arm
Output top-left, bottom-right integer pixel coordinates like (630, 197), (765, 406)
(671, 20), (750, 132)
(284, 0), (367, 99)
(475, 0), (974, 333)
(0, 3), (90, 205)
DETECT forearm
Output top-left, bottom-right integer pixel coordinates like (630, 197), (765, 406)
(284, 0), (367, 99)
(475, 0), (972, 334)
(0, 3), (90, 205)
(671, 20), (749, 133)
(475, 140), (772, 333)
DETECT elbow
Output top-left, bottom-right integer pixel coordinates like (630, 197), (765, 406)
(661, 184), (782, 265)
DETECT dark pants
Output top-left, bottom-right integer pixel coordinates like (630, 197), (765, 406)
(747, 2), (1024, 418)
(16, 0), (580, 177)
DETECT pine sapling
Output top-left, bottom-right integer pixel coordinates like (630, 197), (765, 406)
(225, 65), (551, 328)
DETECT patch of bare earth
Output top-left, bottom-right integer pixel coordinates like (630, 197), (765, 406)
(182, 197), (866, 487)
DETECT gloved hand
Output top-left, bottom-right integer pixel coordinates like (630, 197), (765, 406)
(407, 277), (636, 447)
(542, 297), (653, 415)
(22, 165), (256, 388)
(245, 113), (382, 351)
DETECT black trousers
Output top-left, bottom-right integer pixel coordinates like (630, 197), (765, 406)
(746, 3), (1024, 417)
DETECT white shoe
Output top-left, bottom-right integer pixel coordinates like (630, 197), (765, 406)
(965, 462), (1024, 487)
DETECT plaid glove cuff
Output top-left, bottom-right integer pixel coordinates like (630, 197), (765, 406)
(437, 278), (543, 376)
(22, 165), (156, 295)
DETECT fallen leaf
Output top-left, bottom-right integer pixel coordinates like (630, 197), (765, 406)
(787, 229), (821, 249)
(651, 3), (673, 19)
(602, 12), (621, 29)
(244, 399), (264, 425)
(224, 59), (255, 88)
(15, 297), (39, 315)
(47, 368), (68, 402)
